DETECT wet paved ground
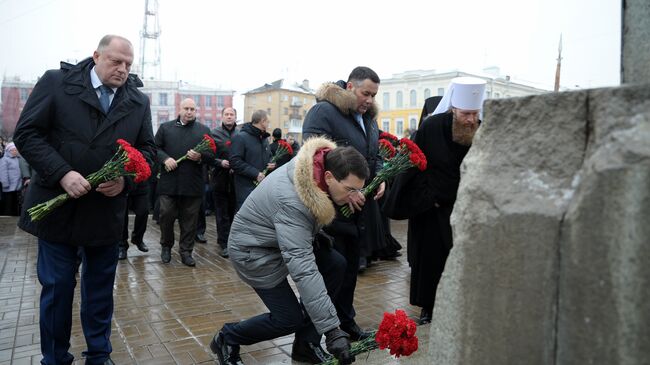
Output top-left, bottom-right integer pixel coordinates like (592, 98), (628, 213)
(0, 216), (426, 364)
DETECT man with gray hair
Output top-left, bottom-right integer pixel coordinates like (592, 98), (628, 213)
(14, 35), (156, 365)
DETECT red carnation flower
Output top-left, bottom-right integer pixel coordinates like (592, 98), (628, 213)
(320, 309), (419, 364)
(378, 139), (396, 159)
(380, 131), (399, 143)
(203, 134), (217, 153)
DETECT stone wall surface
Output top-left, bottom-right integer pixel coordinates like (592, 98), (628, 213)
(557, 85), (650, 364)
(622, 0), (650, 83)
(428, 84), (650, 365)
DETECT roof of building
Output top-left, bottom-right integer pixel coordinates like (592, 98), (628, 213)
(244, 79), (314, 95)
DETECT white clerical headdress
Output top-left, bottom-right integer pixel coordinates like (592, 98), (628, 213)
(432, 77), (487, 116)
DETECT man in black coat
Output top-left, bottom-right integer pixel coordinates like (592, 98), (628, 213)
(230, 109), (275, 209)
(210, 107), (240, 257)
(155, 98), (215, 267)
(299, 66), (385, 360)
(13, 35), (155, 365)
(408, 77), (486, 324)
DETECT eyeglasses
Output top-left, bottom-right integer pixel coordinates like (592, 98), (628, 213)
(337, 179), (363, 195)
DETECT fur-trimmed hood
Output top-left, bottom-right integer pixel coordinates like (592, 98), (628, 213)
(293, 137), (337, 226)
(315, 81), (378, 120)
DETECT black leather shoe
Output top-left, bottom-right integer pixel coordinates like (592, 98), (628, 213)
(133, 241), (149, 252)
(358, 257), (367, 273)
(181, 255), (196, 267)
(195, 234), (207, 243)
(291, 340), (332, 364)
(161, 247), (171, 263)
(419, 308), (432, 325)
(210, 331), (243, 365)
(341, 322), (372, 341)
(118, 246), (127, 260)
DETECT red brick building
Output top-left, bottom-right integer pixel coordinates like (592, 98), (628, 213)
(1, 78), (34, 138)
(1, 77), (234, 137)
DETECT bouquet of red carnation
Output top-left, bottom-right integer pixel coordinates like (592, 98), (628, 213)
(379, 131), (399, 144)
(27, 139), (151, 221)
(254, 139), (294, 184)
(340, 137), (426, 217)
(318, 309), (419, 365)
(168, 133), (217, 169)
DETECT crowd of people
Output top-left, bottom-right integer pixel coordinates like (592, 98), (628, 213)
(9, 34), (485, 365)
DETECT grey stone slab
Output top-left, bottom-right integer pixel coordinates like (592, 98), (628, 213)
(429, 91), (588, 365)
(557, 84), (650, 364)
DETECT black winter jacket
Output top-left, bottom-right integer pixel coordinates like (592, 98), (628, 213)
(155, 118), (214, 197)
(230, 123), (271, 206)
(14, 57), (156, 246)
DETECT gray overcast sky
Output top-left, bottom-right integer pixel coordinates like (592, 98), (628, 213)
(1, 0), (621, 107)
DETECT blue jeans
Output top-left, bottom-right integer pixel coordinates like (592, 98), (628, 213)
(222, 245), (345, 345)
(37, 239), (118, 365)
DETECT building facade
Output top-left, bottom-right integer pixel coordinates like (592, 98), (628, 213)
(0, 78), (33, 138)
(377, 69), (550, 137)
(140, 80), (234, 132)
(0, 78), (233, 138)
(243, 79), (316, 141)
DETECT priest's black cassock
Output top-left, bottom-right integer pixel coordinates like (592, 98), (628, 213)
(407, 111), (472, 310)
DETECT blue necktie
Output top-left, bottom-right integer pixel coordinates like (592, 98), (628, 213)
(98, 85), (113, 114)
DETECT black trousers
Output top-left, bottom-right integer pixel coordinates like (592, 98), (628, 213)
(222, 245), (345, 346)
(159, 195), (202, 255)
(119, 193), (149, 249)
(328, 234), (359, 329)
(212, 189), (236, 249)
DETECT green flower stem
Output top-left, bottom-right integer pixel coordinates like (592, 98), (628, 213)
(339, 152), (413, 218)
(253, 149), (289, 186)
(318, 333), (379, 365)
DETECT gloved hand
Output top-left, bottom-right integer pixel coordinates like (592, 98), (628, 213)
(325, 328), (355, 364)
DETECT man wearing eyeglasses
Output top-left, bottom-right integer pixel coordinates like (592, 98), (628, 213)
(210, 139), (366, 365)
(299, 66), (385, 362)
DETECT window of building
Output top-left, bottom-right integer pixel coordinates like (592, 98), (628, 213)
(20, 88), (29, 101)
(267, 95), (272, 102)
(382, 119), (390, 133)
(282, 94), (288, 101)
(437, 88), (445, 96)
(217, 96), (224, 107)
(396, 119), (404, 136)
(267, 108), (272, 116)
(486, 91), (492, 99)
(409, 118), (417, 130)
(495, 92), (501, 98)
(396, 91), (403, 108)
(409, 90), (417, 107)
(383, 92), (390, 110)
(284, 108), (289, 115)
(159, 93), (168, 106)
(284, 121), (289, 128)
(424, 88), (431, 99)
(205, 96), (212, 107)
